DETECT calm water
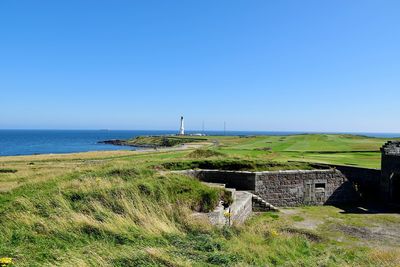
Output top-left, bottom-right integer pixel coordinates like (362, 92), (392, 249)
(0, 130), (399, 156)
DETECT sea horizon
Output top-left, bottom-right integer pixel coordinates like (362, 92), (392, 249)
(2, 128), (400, 135)
(0, 129), (399, 157)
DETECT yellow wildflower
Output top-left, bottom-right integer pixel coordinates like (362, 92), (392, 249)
(270, 229), (279, 237)
(223, 211), (232, 218)
(0, 257), (13, 266)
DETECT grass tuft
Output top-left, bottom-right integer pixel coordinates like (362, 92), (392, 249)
(160, 159), (313, 171)
(187, 149), (224, 158)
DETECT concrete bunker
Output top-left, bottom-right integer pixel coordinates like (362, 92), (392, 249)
(183, 169), (359, 207)
(183, 141), (400, 208)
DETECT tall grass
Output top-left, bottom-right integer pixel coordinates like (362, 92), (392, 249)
(0, 163), (223, 266)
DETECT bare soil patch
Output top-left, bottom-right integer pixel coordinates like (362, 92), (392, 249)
(335, 224), (400, 245)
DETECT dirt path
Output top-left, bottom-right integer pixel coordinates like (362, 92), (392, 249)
(279, 207), (400, 248)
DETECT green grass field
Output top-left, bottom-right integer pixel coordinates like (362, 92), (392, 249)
(1, 134), (399, 266)
(207, 134), (395, 168)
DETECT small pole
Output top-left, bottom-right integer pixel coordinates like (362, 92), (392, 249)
(228, 207), (231, 226)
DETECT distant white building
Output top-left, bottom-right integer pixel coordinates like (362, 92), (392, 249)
(190, 133), (206, 136)
(179, 116), (185, 135)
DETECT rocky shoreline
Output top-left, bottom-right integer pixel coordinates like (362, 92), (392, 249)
(98, 139), (156, 148)
(99, 135), (206, 149)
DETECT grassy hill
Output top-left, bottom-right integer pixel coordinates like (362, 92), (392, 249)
(104, 133), (391, 168)
(205, 134), (396, 168)
(1, 134), (399, 266)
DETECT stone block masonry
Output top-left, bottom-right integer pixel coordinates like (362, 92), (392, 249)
(178, 168), (359, 207)
(255, 169), (357, 207)
(311, 163), (381, 201)
(229, 191), (253, 224)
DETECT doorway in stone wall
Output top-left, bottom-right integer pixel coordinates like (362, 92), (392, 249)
(304, 181), (314, 204)
(391, 173), (400, 203)
(304, 180), (326, 205)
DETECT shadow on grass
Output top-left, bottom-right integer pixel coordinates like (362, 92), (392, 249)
(334, 203), (400, 214)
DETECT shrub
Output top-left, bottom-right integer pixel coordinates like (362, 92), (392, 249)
(188, 149), (224, 158)
(106, 167), (139, 181)
(198, 188), (220, 212)
(207, 253), (240, 265)
(0, 168), (17, 173)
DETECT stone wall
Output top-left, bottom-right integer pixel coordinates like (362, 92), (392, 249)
(179, 168), (359, 207)
(255, 170), (358, 207)
(310, 163), (381, 201)
(198, 190), (253, 227)
(229, 191), (253, 225)
(178, 144), (400, 206)
(381, 141), (400, 203)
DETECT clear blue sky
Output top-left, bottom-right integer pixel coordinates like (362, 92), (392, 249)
(1, 0), (399, 132)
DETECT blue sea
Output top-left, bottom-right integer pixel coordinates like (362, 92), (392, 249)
(0, 130), (399, 156)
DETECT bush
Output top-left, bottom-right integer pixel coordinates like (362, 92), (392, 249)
(188, 149), (224, 158)
(207, 252), (240, 265)
(199, 189), (220, 212)
(0, 168), (17, 173)
(106, 167), (139, 181)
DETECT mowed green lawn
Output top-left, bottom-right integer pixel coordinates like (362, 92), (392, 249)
(212, 134), (397, 169)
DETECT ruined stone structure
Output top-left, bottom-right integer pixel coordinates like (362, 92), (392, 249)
(182, 141), (400, 208)
(255, 170), (357, 206)
(380, 141), (400, 203)
(182, 169), (358, 207)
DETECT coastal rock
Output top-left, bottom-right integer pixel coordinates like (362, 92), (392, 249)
(98, 139), (129, 146)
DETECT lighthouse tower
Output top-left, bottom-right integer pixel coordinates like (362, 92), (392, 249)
(179, 116), (185, 135)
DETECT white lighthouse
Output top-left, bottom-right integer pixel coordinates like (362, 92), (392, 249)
(179, 116), (185, 135)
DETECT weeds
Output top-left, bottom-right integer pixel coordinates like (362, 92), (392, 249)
(187, 149), (224, 158)
(0, 169), (17, 173)
(160, 159), (313, 171)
